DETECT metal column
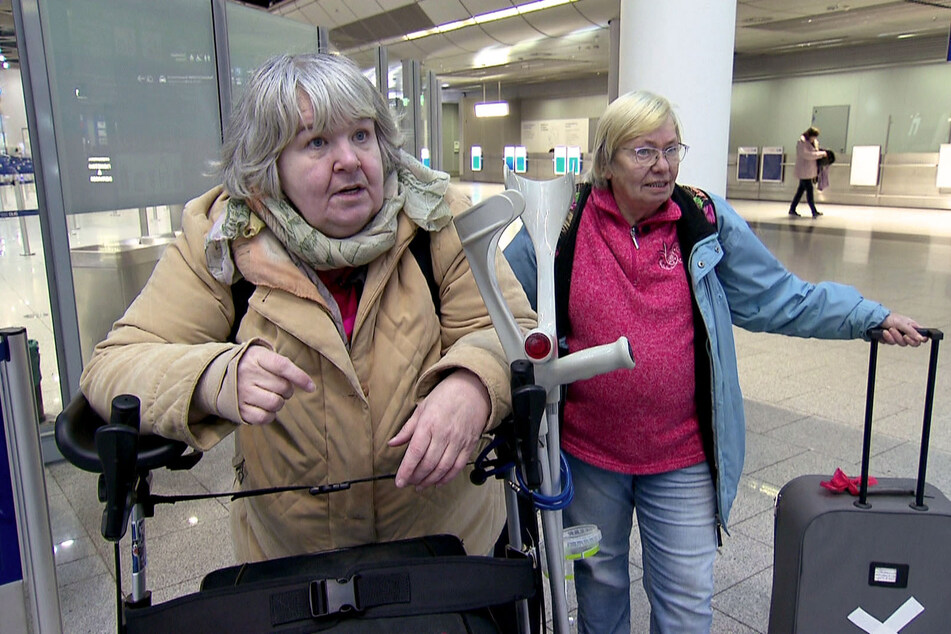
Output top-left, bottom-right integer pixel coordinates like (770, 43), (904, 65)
(0, 327), (62, 633)
(402, 59), (423, 161)
(374, 47), (388, 95)
(317, 26), (330, 54)
(427, 70), (442, 171)
(211, 0), (233, 135)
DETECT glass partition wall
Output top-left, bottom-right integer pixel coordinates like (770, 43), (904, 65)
(12, 0), (322, 435)
(14, 0), (441, 434)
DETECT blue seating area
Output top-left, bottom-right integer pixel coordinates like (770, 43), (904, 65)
(0, 154), (34, 184)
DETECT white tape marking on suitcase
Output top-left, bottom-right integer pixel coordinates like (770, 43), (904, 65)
(848, 597), (924, 634)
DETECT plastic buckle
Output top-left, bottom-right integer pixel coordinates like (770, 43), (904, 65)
(309, 577), (359, 617)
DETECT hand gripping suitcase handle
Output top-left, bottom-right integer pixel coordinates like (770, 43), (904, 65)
(859, 327), (943, 510)
(866, 327), (943, 342)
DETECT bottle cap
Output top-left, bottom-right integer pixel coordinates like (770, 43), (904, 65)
(563, 524), (601, 560)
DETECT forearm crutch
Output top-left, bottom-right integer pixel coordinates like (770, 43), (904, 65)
(454, 175), (634, 634)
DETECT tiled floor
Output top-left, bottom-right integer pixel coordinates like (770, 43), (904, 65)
(3, 181), (950, 633)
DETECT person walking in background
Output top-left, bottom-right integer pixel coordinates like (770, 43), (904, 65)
(789, 126), (827, 217)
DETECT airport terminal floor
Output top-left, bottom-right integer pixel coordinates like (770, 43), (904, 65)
(2, 180), (950, 632)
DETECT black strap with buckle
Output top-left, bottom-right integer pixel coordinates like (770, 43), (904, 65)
(124, 539), (535, 633)
(267, 556), (532, 626)
(311, 576), (358, 616)
(307, 572), (411, 618)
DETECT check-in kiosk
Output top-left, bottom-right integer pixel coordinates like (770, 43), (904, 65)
(761, 146), (784, 183)
(504, 146), (516, 171)
(737, 146), (759, 182)
(552, 146), (567, 175)
(567, 146), (582, 175)
(471, 145), (483, 172)
(514, 146), (527, 174)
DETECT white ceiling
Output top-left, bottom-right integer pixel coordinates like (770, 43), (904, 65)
(267, 0), (951, 90)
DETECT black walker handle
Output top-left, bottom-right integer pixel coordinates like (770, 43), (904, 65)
(95, 395), (141, 541)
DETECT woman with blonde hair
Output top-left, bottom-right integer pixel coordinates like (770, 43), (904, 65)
(505, 90), (924, 633)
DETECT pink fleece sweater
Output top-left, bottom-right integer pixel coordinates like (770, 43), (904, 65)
(562, 187), (706, 474)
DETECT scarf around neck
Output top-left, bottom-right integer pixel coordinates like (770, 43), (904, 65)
(206, 151), (453, 281)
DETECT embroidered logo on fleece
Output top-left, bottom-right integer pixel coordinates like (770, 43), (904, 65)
(658, 241), (681, 270)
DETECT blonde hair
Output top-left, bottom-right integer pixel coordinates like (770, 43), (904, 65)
(588, 90), (682, 189)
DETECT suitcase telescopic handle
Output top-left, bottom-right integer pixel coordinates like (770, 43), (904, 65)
(866, 327), (943, 342)
(858, 327), (943, 510)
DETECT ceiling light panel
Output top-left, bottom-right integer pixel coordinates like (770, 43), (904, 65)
(474, 101), (510, 117)
(460, 0), (512, 13)
(478, 20), (545, 46)
(375, 0), (418, 10)
(519, 4), (589, 37)
(346, 0), (388, 20)
(295, 2), (335, 26)
(332, 4), (435, 49)
(418, 0), (471, 24)
(315, 0), (358, 27)
(569, 0), (619, 26)
(746, 1), (933, 33)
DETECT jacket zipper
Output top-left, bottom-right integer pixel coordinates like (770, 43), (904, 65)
(696, 239), (725, 545)
(630, 226), (639, 249)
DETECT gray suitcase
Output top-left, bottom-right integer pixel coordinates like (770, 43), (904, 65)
(768, 328), (948, 634)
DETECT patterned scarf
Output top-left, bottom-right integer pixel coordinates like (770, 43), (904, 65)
(207, 152), (453, 278)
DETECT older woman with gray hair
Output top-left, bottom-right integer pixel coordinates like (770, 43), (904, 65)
(80, 52), (535, 563)
(504, 89), (924, 633)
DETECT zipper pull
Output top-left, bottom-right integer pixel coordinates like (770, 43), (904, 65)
(630, 226), (639, 249)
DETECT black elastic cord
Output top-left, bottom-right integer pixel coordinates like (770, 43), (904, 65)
(147, 472), (397, 506)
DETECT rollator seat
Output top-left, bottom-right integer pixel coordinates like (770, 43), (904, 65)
(55, 392), (192, 473)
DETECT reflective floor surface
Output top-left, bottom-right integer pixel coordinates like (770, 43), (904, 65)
(1, 181), (949, 633)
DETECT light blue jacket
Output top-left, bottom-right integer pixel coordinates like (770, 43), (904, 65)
(693, 193), (887, 526)
(504, 188), (889, 528)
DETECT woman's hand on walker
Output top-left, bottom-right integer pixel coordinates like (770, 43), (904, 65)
(389, 369), (490, 489)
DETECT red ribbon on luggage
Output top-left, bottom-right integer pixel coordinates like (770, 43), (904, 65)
(820, 468), (877, 495)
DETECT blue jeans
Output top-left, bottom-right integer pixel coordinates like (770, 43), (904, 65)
(564, 453), (718, 634)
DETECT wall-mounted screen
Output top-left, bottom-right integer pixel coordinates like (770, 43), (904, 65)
(761, 146), (784, 183)
(737, 146), (758, 182)
(514, 146), (527, 173)
(471, 146), (482, 172)
(553, 146), (567, 175)
(937, 144), (951, 189)
(504, 146), (515, 171)
(849, 145), (881, 187)
(567, 146), (581, 175)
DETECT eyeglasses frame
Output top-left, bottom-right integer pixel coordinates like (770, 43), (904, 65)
(616, 142), (689, 167)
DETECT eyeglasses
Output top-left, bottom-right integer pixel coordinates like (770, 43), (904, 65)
(618, 143), (688, 166)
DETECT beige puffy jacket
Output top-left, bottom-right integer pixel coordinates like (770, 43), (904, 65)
(81, 184), (536, 561)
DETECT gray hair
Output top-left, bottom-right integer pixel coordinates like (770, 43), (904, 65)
(218, 53), (403, 200)
(588, 90), (682, 189)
